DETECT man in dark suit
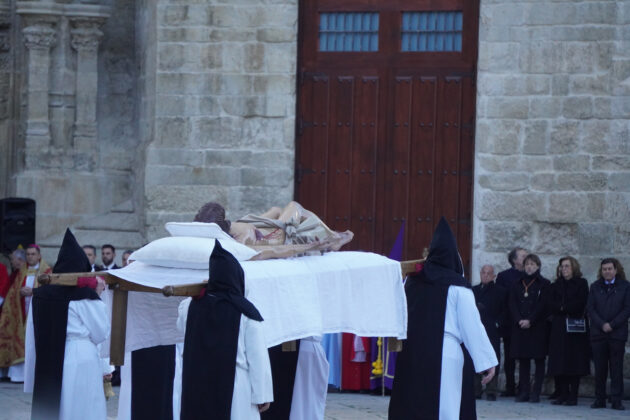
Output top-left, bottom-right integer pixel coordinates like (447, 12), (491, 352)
(587, 258), (630, 411)
(101, 244), (120, 270)
(495, 246), (527, 396)
(100, 243), (120, 385)
(473, 264), (505, 401)
(82, 245), (104, 272)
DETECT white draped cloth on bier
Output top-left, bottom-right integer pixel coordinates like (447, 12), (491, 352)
(100, 251), (407, 356)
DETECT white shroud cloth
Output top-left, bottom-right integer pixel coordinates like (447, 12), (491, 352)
(173, 297), (273, 420)
(99, 251), (407, 359)
(289, 336), (329, 420)
(25, 299), (110, 420)
(439, 287), (498, 420)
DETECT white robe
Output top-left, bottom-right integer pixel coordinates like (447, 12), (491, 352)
(289, 337), (329, 420)
(439, 286), (498, 420)
(8, 267), (37, 382)
(174, 297), (273, 420)
(25, 299), (110, 420)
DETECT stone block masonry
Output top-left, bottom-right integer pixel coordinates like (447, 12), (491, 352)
(473, 0), (630, 284)
(144, 0), (298, 241)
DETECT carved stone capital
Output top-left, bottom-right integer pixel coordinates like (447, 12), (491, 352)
(22, 21), (57, 50)
(70, 17), (105, 52)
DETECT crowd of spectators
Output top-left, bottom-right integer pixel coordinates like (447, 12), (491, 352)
(473, 248), (630, 411)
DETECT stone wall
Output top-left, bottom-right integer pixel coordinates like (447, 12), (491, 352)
(2, 1), (142, 264)
(143, 0), (298, 241)
(473, 0), (630, 282)
(0, 2), (14, 199)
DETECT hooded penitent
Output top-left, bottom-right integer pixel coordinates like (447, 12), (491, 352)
(389, 217), (476, 420)
(31, 229), (99, 420)
(181, 241), (262, 420)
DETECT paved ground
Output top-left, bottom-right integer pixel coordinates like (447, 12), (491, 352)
(1, 381), (628, 419)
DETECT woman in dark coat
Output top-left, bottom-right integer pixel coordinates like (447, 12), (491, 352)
(509, 254), (550, 403)
(547, 256), (590, 405)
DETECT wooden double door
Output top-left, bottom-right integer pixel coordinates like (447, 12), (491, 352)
(295, 0), (480, 271)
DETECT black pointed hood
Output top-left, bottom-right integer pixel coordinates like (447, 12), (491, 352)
(31, 228), (98, 419)
(206, 241), (262, 321)
(53, 229), (92, 274)
(389, 217), (473, 419)
(181, 241), (263, 419)
(422, 217), (469, 288)
(208, 240), (245, 296)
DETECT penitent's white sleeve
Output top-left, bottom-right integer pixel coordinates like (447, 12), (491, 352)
(456, 288), (498, 373)
(244, 317), (274, 405)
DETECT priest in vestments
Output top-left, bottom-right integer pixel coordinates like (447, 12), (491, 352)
(0, 245), (50, 383)
(177, 241), (273, 419)
(27, 229), (110, 420)
(389, 218), (497, 420)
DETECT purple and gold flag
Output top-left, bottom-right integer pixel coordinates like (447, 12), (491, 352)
(370, 222), (405, 391)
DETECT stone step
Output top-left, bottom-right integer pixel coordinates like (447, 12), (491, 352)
(40, 228), (143, 250)
(111, 199), (135, 213)
(74, 211), (141, 232)
(70, 228), (144, 250)
(39, 227), (144, 267)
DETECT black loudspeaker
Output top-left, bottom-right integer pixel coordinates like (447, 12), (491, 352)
(0, 197), (36, 254)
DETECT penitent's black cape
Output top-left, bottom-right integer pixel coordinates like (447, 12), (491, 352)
(389, 217), (477, 420)
(181, 241), (263, 420)
(31, 229), (99, 420)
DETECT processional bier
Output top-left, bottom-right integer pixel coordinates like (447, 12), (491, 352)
(37, 258), (424, 368)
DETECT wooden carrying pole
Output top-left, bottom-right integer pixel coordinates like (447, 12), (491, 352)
(38, 258), (424, 365)
(38, 272), (162, 366)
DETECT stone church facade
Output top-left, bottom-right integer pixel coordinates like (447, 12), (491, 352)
(1, 0), (629, 283)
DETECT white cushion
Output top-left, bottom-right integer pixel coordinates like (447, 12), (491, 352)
(165, 222), (233, 240)
(129, 236), (258, 269)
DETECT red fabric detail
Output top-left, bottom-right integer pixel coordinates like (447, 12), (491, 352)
(341, 333), (372, 390)
(194, 287), (206, 300)
(0, 263), (10, 298)
(20, 274), (26, 319)
(77, 277), (97, 289)
(415, 262), (424, 272)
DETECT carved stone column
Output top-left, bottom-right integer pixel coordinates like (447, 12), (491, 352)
(0, 5), (12, 197)
(22, 17), (57, 154)
(70, 17), (104, 164)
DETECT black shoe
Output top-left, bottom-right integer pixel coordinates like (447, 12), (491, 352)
(548, 391), (560, 400)
(611, 402), (625, 410)
(515, 394), (529, 402)
(475, 394), (483, 400)
(501, 390), (516, 397)
(111, 366), (121, 387)
(563, 400), (577, 406)
(551, 399), (565, 405)
(529, 395), (540, 403)
(486, 394), (496, 401)
(591, 400), (606, 409)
